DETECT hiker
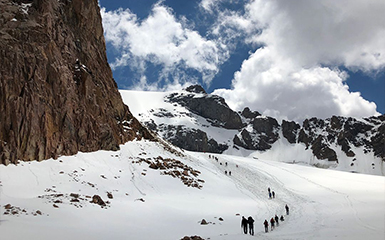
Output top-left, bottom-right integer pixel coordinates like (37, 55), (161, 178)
(241, 216), (248, 234)
(268, 187), (271, 193)
(285, 204), (289, 215)
(225, 162), (228, 167)
(270, 217), (275, 231)
(275, 215), (279, 226)
(272, 191), (275, 198)
(269, 192), (272, 199)
(280, 215), (285, 221)
(225, 170), (227, 175)
(229, 171), (231, 176)
(248, 216), (255, 235)
(263, 219), (269, 233)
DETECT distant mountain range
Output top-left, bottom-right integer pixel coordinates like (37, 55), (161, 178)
(120, 85), (385, 175)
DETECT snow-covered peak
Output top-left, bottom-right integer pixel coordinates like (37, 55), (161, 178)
(119, 88), (384, 176)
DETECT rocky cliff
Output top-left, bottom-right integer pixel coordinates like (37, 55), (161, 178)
(0, 0), (151, 164)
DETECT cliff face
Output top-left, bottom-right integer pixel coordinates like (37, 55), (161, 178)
(0, 0), (151, 164)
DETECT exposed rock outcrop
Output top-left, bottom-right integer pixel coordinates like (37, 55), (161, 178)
(185, 84), (206, 94)
(163, 125), (228, 153)
(234, 116), (280, 151)
(241, 107), (261, 119)
(282, 120), (301, 144)
(294, 115), (384, 162)
(167, 91), (244, 130)
(0, 0), (151, 164)
(370, 116), (385, 159)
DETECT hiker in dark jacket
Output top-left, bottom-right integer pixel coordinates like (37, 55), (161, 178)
(280, 215), (285, 221)
(272, 191), (275, 198)
(248, 216), (255, 235)
(285, 204), (289, 215)
(241, 216), (248, 234)
(275, 215), (279, 226)
(263, 219), (269, 233)
(270, 217), (275, 231)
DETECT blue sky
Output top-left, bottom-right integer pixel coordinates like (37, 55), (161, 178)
(99, 0), (384, 122)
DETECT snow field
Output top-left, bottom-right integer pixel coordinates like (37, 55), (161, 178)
(0, 140), (384, 239)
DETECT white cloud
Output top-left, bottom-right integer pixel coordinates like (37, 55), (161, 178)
(214, 47), (378, 122)
(101, 3), (228, 88)
(244, 0), (385, 71)
(101, 0), (383, 120)
(200, 0), (216, 12)
(213, 0), (383, 121)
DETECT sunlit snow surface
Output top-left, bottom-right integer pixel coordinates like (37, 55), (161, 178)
(0, 90), (384, 239)
(0, 140), (384, 240)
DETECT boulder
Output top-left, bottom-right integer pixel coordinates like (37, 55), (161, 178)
(181, 236), (205, 240)
(200, 219), (208, 225)
(91, 195), (106, 207)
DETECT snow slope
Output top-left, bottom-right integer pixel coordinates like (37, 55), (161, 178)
(1, 140), (384, 240)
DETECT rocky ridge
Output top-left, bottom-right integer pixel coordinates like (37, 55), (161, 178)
(0, 0), (152, 164)
(133, 85), (384, 172)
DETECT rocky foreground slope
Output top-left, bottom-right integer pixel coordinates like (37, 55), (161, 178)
(122, 85), (384, 174)
(0, 0), (151, 164)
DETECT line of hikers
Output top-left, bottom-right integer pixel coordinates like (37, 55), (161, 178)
(263, 204), (290, 233)
(241, 204), (289, 235)
(208, 154), (238, 176)
(209, 156), (292, 235)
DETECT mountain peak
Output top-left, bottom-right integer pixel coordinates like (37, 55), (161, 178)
(185, 85), (206, 94)
(121, 89), (385, 175)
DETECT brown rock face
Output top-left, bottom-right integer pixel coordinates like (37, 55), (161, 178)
(0, 0), (152, 164)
